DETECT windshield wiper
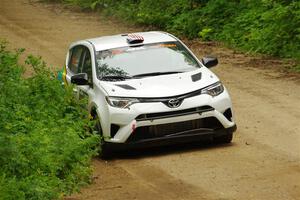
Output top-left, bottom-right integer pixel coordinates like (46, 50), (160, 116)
(132, 71), (183, 78)
(100, 75), (132, 81)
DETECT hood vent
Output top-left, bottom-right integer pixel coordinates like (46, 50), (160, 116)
(115, 84), (136, 90)
(191, 72), (202, 82)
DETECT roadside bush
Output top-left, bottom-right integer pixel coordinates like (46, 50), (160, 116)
(0, 41), (99, 200)
(219, 1), (300, 59)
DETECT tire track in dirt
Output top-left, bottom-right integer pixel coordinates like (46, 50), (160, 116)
(68, 159), (218, 200)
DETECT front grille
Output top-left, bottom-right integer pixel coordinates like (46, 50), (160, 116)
(127, 117), (223, 143)
(135, 106), (214, 121)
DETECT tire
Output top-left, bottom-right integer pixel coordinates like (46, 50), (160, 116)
(94, 115), (111, 159)
(214, 132), (233, 144)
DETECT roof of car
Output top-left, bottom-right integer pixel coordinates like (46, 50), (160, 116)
(86, 31), (177, 51)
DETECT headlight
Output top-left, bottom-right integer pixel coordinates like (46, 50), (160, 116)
(202, 82), (224, 97)
(105, 96), (139, 109)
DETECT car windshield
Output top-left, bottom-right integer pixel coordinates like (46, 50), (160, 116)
(95, 42), (200, 80)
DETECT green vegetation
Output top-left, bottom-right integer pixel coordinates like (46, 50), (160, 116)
(0, 41), (99, 200)
(50, 0), (300, 65)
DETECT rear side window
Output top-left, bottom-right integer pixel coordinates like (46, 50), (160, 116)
(69, 46), (84, 73)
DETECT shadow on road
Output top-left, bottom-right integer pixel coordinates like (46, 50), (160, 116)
(104, 139), (236, 160)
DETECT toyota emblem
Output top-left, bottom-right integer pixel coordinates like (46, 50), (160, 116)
(167, 98), (182, 108)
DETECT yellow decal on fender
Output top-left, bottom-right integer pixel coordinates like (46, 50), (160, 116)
(62, 65), (68, 86)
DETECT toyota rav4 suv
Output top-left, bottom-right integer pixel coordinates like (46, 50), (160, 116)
(62, 31), (237, 156)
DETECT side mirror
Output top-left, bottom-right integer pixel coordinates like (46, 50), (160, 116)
(201, 56), (218, 68)
(71, 73), (89, 85)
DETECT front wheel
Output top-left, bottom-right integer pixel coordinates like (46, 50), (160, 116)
(94, 116), (111, 159)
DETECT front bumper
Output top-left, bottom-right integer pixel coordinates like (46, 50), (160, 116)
(104, 125), (237, 151)
(105, 90), (235, 143)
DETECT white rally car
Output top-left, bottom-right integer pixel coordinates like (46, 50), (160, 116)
(62, 31), (236, 156)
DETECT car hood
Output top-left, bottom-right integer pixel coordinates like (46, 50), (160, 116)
(98, 68), (219, 98)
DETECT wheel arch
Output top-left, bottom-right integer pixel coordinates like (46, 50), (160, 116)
(89, 103), (110, 138)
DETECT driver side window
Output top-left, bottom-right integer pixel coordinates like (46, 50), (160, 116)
(69, 46), (84, 73)
(81, 48), (93, 85)
(68, 45), (93, 86)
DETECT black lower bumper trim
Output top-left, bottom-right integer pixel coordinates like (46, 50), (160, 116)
(104, 125), (237, 152)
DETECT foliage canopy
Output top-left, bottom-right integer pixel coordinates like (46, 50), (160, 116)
(53, 0), (300, 62)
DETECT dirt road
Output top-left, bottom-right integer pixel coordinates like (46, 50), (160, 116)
(1, 0), (300, 199)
